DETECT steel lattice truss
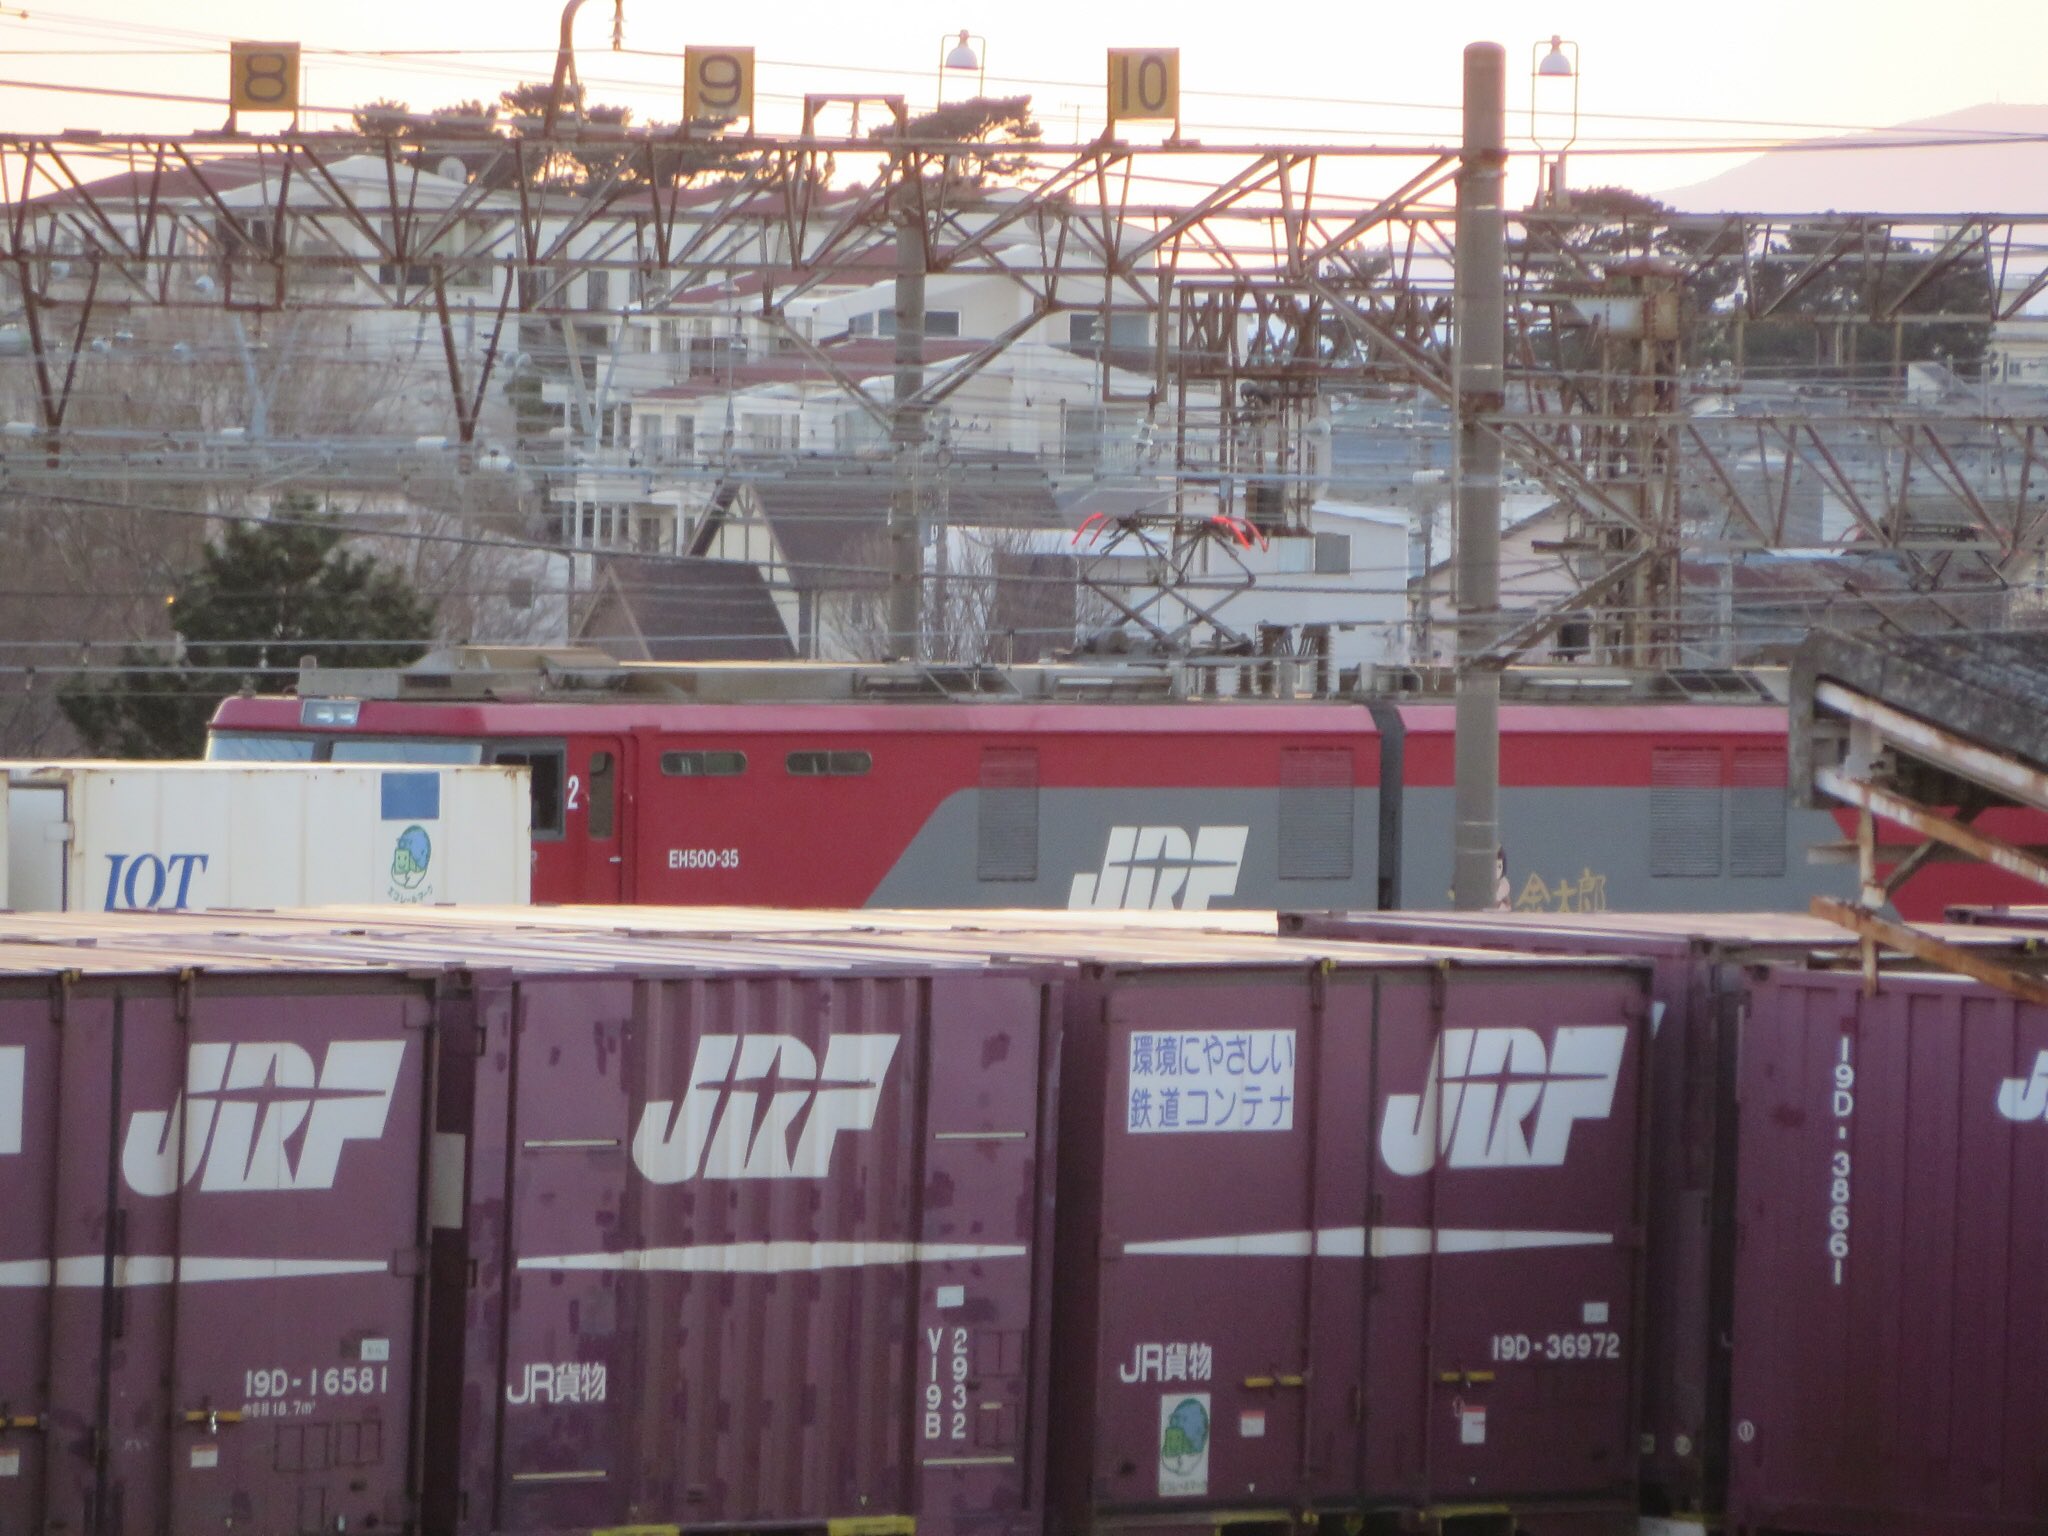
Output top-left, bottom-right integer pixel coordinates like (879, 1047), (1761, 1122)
(4, 128), (2046, 658)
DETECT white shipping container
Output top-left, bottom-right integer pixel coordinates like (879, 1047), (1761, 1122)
(0, 761), (531, 911)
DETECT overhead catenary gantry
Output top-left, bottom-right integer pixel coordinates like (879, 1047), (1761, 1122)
(3, 118), (2047, 666)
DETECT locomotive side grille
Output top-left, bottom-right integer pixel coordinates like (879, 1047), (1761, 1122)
(1729, 746), (1789, 878)
(1651, 746), (1724, 878)
(1280, 746), (1354, 880)
(978, 748), (1040, 882)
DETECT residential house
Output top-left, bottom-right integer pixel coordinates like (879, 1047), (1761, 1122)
(574, 557), (796, 661)
(682, 461), (1064, 658)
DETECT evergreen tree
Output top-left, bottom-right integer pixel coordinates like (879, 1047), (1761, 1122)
(60, 505), (436, 758)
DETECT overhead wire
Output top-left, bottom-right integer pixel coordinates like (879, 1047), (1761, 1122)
(0, 6), (2044, 158)
(4, 5), (2040, 143)
(0, 7), (2026, 682)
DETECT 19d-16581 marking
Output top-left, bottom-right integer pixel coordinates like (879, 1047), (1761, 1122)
(242, 1363), (389, 1416)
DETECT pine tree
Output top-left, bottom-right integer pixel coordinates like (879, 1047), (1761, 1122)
(60, 503), (436, 758)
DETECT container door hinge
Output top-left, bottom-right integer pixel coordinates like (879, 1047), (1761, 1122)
(47, 969), (75, 1024)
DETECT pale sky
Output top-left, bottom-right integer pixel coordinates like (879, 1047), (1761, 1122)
(2, 0), (2041, 202)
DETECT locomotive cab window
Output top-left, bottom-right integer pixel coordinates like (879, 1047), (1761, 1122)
(330, 738), (483, 765)
(490, 745), (567, 838)
(207, 732), (483, 765)
(787, 750), (872, 776)
(207, 731), (317, 761)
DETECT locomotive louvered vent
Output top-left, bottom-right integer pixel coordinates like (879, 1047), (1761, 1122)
(1729, 746), (1788, 878)
(1651, 746), (1723, 877)
(786, 750), (872, 776)
(1280, 746), (1353, 880)
(978, 747), (1039, 881)
(661, 750), (746, 777)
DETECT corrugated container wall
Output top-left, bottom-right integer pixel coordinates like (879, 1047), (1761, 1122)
(0, 761), (532, 911)
(0, 967), (441, 1536)
(0, 922), (1062, 1536)
(430, 964), (1062, 1536)
(1050, 955), (1652, 1536)
(1729, 969), (2048, 1535)
(1277, 910), (1863, 1515)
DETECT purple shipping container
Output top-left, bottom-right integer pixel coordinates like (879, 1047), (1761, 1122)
(1277, 910), (1863, 1515)
(1046, 947), (1651, 1536)
(0, 916), (1061, 1536)
(1728, 968), (2048, 1536)
(1280, 909), (2048, 1523)
(0, 958), (439, 1536)
(429, 962), (1060, 1536)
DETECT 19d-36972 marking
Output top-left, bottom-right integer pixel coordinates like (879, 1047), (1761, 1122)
(1489, 1332), (1621, 1363)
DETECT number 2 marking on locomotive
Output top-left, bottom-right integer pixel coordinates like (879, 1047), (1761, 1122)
(923, 1326), (969, 1441)
(566, 775), (582, 812)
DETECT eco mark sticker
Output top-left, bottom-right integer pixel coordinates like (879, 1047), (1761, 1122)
(391, 825), (432, 890)
(1158, 1392), (1210, 1497)
(387, 824), (435, 903)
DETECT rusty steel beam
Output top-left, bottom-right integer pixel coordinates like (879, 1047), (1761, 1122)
(1812, 897), (2048, 1007)
(1814, 766), (2048, 892)
(1814, 681), (2048, 815)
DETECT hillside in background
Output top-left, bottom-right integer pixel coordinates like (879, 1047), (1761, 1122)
(1657, 104), (2048, 213)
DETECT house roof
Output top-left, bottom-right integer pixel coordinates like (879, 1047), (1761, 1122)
(1416, 498), (1566, 581)
(690, 461), (1061, 594)
(1311, 499), (1409, 529)
(22, 156), (274, 208)
(19, 153), (492, 213)
(664, 244), (901, 306)
(575, 556), (795, 662)
(635, 337), (984, 402)
(1056, 484), (1186, 525)
(1677, 549), (2004, 597)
